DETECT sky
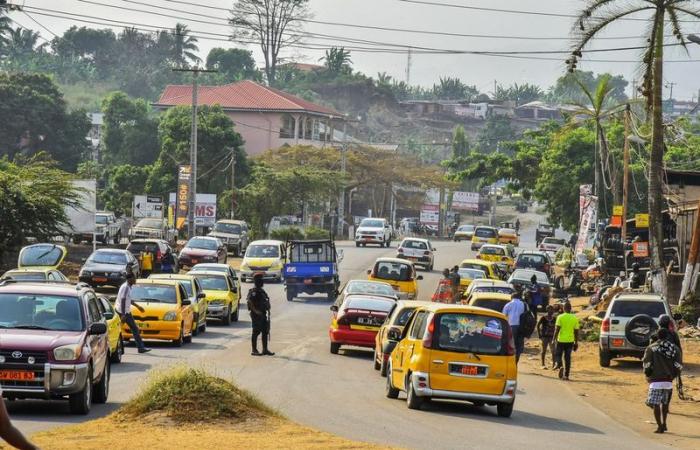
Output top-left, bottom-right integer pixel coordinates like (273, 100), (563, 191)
(14, 0), (700, 100)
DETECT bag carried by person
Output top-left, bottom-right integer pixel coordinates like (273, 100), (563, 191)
(519, 304), (537, 338)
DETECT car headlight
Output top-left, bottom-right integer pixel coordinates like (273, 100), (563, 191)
(80, 270), (92, 277)
(270, 262), (283, 270)
(163, 311), (178, 321)
(53, 344), (82, 361)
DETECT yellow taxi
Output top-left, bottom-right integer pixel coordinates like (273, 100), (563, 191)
(466, 292), (512, 312)
(374, 301), (432, 376)
(498, 228), (519, 246)
(191, 271), (240, 325)
(477, 244), (515, 268)
(368, 257), (423, 300)
(460, 259), (501, 280)
(1, 244), (70, 282)
(457, 267), (488, 293)
(385, 303), (517, 417)
(453, 224), (475, 242)
(97, 296), (124, 363)
(471, 226), (499, 251)
(150, 273), (209, 335)
(124, 279), (194, 346)
(239, 240), (285, 282)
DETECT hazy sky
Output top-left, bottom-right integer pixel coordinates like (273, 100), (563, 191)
(17, 0), (700, 99)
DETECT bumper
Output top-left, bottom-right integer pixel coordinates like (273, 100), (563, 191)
(329, 328), (378, 348)
(207, 303), (231, 318)
(397, 255), (431, 265)
(412, 372), (517, 404)
(286, 281), (335, 293)
(179, 258), (219, 269)
(454, 234), (472, 241)
(0, 362), (89, 398)
(600, 337), (644, 357)
(241, 270), (282, 281)
(79, 275), (126, 287)
(123, 320), (183, 340)
(356, 236), (385, 244)
(395, 291), (416, 300)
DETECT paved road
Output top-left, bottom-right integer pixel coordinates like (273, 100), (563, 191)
(8, 221), (664, 449)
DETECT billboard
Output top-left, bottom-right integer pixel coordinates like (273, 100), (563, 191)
(452, 191), (480, 211)
(169, 193), (217, 227)
(133, 195), (164, 219)
(175, 165), (191, 230)
(420, 204), (439, 225)
(576, 195), (598, 255)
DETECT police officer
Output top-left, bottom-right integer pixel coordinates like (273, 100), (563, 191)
(247, 273), (274, 356)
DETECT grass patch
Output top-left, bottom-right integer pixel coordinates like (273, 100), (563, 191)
(119, 367), (276, 423)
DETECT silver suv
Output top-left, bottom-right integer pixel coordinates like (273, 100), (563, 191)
(599, 293), (671, 367)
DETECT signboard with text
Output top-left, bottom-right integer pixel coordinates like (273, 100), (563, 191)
(420, 204), (439, 225)
(613, 205), (623, 216)
(175, 165), (191, 230)
(633, 241), (649, 258)
(133, 195), (163, 219)
(452, 191), (480, 211)
(169, 192), (217, 228)
(576, 194), (598, 255)
(635, 213), (649, 228)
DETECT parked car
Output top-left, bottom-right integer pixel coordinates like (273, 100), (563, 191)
(284, 240), (340, 302)
(0, 283), (110, 414)
(79, 249), (140, 288)
(355, 218), (392, 248)
(126, 239), (178, 274)
(599, 293), (674, 367)
(367, 258), (423, 300)
(149, 274), (208, 336)
(385, 303), (517, 417)
(397, 237), (435, 271)
(208, 219), (250, 256)
(128, 218), (175, 242)
(539, 237), (567, 254)
(514, 251), (553, 277)
(239, 240), (286, 282)
(178, 236), (227, 270)
(81, 211), (129, 245)
(471, 226), (499, 251)
(123, 279), (194, 346)
(329, 294), (396, 354)
(373, 300), (432, 376)
(453, 224), (475, 242)
(191, 271), (240, 325)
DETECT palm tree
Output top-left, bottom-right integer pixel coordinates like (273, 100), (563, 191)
(376, 72), (393, 87)
(570, 0), (700, 294)
(320, 47), (352, 73)
(172, 23), (200, 67)
(2, 27), (46, 59)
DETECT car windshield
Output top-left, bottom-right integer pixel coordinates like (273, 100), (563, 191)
(127, 242), (160, 254)
(88, 251), (127, 265)
(471, 299), (508, 313)
(458, 269), (486, 280)
(19, 244), (63, 267)
(511, 270), (549, 285)
(458, 225), (474, 232)
(136, 219), (162, 229)
(475, 228), (496, 238)
(194, 275), (228, 291)
(150, 276), (193, 297)
(435, 313), (508, 355)
(2, 272), (46, 281)
(473, 286), (515, 295)
(461, 262), (489, 273)
(344, 297), (394, 312)
(393, 307), (417, 326)
(213, 223), (242, 234)
(539, 224), (554, 231)
(611, 301), (666, 318)
(0, 294), (84, 331)
(246, 245), (279, 258)
(543, 238), (566, 245)
(360, 219), (384, 228)
(96, 215), (109, 224)
(401, 240), (427, 250)
(131, 284), (177, 304)
(187, 238), (218, 250)
(480, 247), (505, 256)
(374, 261), (412, 281)
(346, 281), (395, 296)
(517, 254), (547, 265)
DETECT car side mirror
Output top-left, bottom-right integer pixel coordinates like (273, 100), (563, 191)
(197, 292), (206, 299)
(182, 299), (192, 306)
(367, 269), (372, 275)
(417, 275), (424, 280)
(89, 323), (107, 335)
(387, 327), (402, 341)
(103, 311), (114, 320)
(330, 305), (339, 312)
(231, 286), (238, 294)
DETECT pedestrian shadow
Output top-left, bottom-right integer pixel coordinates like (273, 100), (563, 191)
(337, 348), (373, 360)
(272, 354), (324, 366)
(111, 360), (153, 373)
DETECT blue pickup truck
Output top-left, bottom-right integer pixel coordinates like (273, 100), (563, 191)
(284, 240), (340, 302)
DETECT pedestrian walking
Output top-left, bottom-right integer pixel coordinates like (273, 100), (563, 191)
(554, 302), (579, 380)
(247, 274), (274, 356)
(643, 328), (683, 434)
(528, 274), (543, 311)
(537, 305), (557, 368)
(0, 385), (37, 450)
(115, 273), (151, 354)
(449, 265), (461, 303)
(502, 292), (526, 363)
(515, 218), (520, 233)
(432, 269), (453, 303)
(658, 314), (682, 352)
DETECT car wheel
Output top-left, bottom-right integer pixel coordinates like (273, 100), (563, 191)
(599, 348), (612, 367)
(330, 342), (340, 354)
(406, 375), (424, 410)
(497, 401), (515, 418)
(113, 232), (121, 245)
(93, 361), (110, 404)
(232, 303), (239, 322)
(286, 290), (295, 302)
(222, 306), (232, 325)
(110, 336), (123, 364)
(173, 325), (184, 347)
(355, 242), (360, 247)
(380, 356), (389, 377)
(199, 320), (207, 333)
(385, 362), (400, 399)
(327, 289), (337, 303)
(69, 366), (92, 415)
(192, 313), (200, 336)
(373, 348), (381, 371)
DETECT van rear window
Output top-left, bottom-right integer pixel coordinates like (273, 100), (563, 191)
(611, 301), (666, 318)
(475, 228), (496, 238)
(471, 299), (507, 313)
(435, 313), (509, 355)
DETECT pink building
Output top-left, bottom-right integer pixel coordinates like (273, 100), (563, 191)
(154, 80), (346, 156)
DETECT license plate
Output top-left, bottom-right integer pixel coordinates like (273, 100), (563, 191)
(137, 321), (149, 329)
(612, 338), (625, 347)
(449, 364), (486, 376)
(408, 257), (417, 260)
(191, 259), (198, 264)
(304, 278), (313, 285)
(93, 276), (108, 283)
(0, 370), (35, 381)
(357, 317), (378, 326)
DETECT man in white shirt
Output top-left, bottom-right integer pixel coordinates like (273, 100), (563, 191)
(502, 291), (526, 362)
(115, 273), (150, 354)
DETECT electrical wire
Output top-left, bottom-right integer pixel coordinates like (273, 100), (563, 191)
(22, 11), (59, 38)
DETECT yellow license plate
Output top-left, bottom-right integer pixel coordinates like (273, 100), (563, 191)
(350, 324), (379, 331)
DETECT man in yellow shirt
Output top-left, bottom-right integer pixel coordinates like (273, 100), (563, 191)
(554, 302), (580, 381)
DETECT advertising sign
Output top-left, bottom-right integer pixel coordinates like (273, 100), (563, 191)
(635, 213), (649, 228)
(133, 195), (164, 219)
(452, 191), (481, 211)
(633, 241), (649, 258)
(424, 189), (441, 206)
(420, 204), (439, 225)
(169, 193), (217, 227)
(613, 205), (623, 216)
(610, 216), (622, 227)
(175, 165), (191, 230)
(575, 195), (598, 255)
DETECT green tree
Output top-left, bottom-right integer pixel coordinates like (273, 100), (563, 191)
(171, 23), (201, 67)
(432, 77), (479, 101)
(549, 71), (628, 104)
(101, 164), (152, 216)
(101, 91), (160, 166)
(494, 83), (544, 106)
(451, 125), (470, 159)
(477, 116), (516, 152)
(206, 47), (258, 81)
(320, 47), (353, 74)
(571, 0), (700, 293)
(1, 26), (47, 59)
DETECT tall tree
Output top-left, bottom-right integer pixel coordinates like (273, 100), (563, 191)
(320, 47), (352, 73)
(2, 27), (46, 59)
(494, 83), (544, 106)
(229, 0), (311, 85)
(171, 23), (201, 67)
(432, 77), (479, 101)
(206, 47), (258, 80)
(451, 125), (470, 159)
(101, 91), (160, 166)
(549, 71), (628, 104)
(572, 0), (700, 294)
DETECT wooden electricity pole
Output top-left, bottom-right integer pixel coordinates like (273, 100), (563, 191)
(622, 105), (631, 254)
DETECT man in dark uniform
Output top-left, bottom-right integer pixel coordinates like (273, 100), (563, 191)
(247, 273), (274, 356)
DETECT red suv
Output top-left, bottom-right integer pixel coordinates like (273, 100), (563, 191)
(0, 282), (111, 414)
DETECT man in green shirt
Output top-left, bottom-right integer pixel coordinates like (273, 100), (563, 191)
(554, 302), (580, 381)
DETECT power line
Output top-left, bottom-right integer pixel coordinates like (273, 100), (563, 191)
(22, 11), (59, 38)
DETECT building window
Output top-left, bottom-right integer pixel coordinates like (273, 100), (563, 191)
(280, 114), (295, 138)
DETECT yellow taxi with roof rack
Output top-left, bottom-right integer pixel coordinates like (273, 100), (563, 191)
(367, 257), (423, 300)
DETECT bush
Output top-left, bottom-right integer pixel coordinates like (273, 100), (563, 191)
(270, 226), (304, 241)
(305, 226), (330, 240)
(674, 296), (700, 325)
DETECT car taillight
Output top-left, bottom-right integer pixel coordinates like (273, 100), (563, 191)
(601, 318), (610, 332)
(156, 250), (162, 262)
(336, 314), (349, 326)
(505, 325), (515, 356)
(422, 315), (435, 349)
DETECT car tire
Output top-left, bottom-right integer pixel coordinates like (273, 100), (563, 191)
(286, 290), (295, 302)
(232, 303), (239, 322)
(174, 325), (184, 346)
(222, 307), (232, 325)
(114, 232), (121, 245)
(192, 313), (200, 336)
(328, 289), (337, 303)
(380, 356), (389, 377)
(373, 348), (381, 371)
(599, 348), (612, 367)
(406, 375), (424, 410)
(497, 401), (514, 418)
(110, 336), (123, 364)
(355, 242), (360, 247)
(69, 366), (92, 415)
(385, 362), (400, 399)
(199, 320), (207, 334)
(93, 361), (110, 404)
(330, 342), (340, 354)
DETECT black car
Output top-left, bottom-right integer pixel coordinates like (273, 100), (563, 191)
(514, 251), (552, 277)
(79, 249), (139, 288)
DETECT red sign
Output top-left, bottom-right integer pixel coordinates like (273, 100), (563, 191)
(633, 242), (649, 258)
(610, 215), (622, 227)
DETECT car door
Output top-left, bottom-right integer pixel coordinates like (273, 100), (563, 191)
(177, 283), (194, 335)
(192, 278), (207, 327)
(86, 293), (108, 378)
(97, 297), (120, 353)
(392, 311), (428, 390)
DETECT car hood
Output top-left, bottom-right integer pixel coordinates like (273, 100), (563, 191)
(181, 248), (217, 257)
(82, 262), (127, 272)
(130, 301), (180, 315)
(202, 290), (232, 301)
(242, 257), (279, 267)
(0, 329), (84, 350)
(357, 227), (384, 233)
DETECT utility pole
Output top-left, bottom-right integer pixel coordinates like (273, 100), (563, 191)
(405, 47), (413, 85)
(622, 105), (631, 271)
(665, 81), (676, 101)
(173, 67), (217, 238)
(337, 119), (348, 238)
(229, 148), (236, 219)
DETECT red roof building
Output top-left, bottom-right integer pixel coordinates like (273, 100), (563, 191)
(155, 80), (345, 155)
